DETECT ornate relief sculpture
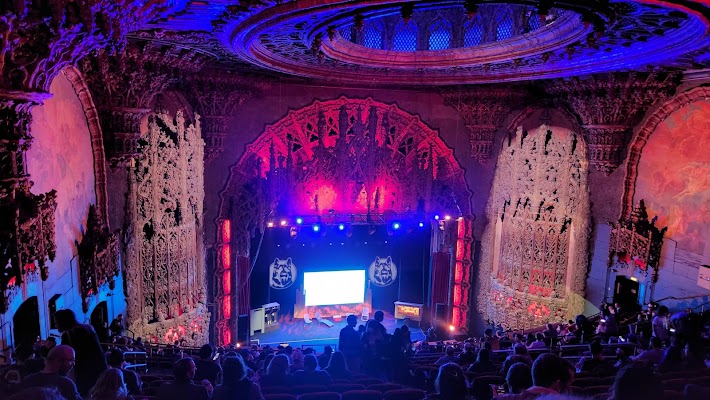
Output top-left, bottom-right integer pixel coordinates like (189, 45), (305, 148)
(479, 123), (591, 329)
(124, 110), (208, 345)
(546, 72), (678, 175)
(77, 205), (120, 313)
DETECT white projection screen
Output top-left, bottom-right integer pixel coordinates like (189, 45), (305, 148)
(304, 270), (366, 306)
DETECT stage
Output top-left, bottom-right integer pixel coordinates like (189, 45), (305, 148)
(250, 313), (426, 349)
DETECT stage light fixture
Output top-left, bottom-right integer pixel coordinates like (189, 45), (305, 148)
(312, 224), (320, 232)
(449, 325), (455, 332)
(338, 223), (345, 231)
(434, 215), (440, 220)
(393, 222), (401, 230)
(444, 215), (452, 221)
(280, 219), (287, 226)
(296, 217), (303, 225)
(236, 343), (241, 348)
(267, 221), (275, 228)
(418, 222), (425, 228)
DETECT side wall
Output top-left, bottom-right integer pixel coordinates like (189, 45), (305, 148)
(0, 71), (125, 350)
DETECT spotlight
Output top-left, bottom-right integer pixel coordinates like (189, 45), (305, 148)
(280, 220), (287, 226)
(444, 215), (452, 221)
(449, 325), (455, 332)
(267, 221), (275, 228)
(236, 343), (241, 348)
(392, 222), (401, 230)
(338, 223), (345, 231)
(434, 215), (440, 220)
(312, 224), (320, 233)
(296, 217), (303, 225)
(418, 222), (425, 228)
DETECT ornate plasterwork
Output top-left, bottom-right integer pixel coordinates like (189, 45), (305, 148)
(77, 205), (120, 313)
(547, 72), (679, 174)
(478, 124), (590, 329)
(184, 75), (270, 161)
(621, 85), (710, 218)
(124, 110), (208, 345)
(221, 0), (709, 85)
(441, 87), (528, 163)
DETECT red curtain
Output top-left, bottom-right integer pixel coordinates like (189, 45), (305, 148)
(237, 255), (251, 315)
(431, 251), (451, 320)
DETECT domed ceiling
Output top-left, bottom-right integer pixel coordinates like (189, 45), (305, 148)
(136, 0), (710, 85)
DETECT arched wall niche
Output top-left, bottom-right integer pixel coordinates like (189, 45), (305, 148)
(214, 96), (473, 344)
(478, 115), (591, 329)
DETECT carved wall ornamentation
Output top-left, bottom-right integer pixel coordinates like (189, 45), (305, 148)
(124, 110), (208, 345)
(185, 76), (270, 162)
(77, 205), (120, 313)
(478, 123), (591, 329)
(442, 87), (528, 163)
(546, 72), (679, 174)
(216, 97), (472, 344)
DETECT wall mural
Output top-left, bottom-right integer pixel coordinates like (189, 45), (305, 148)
(369, 256), (398, 287)
(479, 123), (590, 329)
(124, 110), (208, 346)
(633, 100), (710, 257)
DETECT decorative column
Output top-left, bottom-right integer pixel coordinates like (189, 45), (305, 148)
(546, 72), (679, 175)
(0, 1), (169, 313)
(441, 87), (528, 164)
(186, 76), (270, 162)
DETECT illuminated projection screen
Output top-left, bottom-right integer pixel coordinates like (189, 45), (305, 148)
(304, 270), (366, 306)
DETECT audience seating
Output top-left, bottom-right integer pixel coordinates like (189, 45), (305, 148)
(292, 385), (329, 395)
(263, 386), (292, 395)
(265, 394), (298, 400)
(357, 378), (384, 386)
(581, 385), (611, 396)
(382, 389), (426, 400)
(341, 390), (383, 400)
(299, 392), (342, 400)
(368, 383), (403, 393)
(330, 383), (366, 393)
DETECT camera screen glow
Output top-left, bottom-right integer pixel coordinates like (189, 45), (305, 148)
(304, 270), (365, 306)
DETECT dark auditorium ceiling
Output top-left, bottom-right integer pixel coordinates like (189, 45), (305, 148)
(129, 0), (710, 85)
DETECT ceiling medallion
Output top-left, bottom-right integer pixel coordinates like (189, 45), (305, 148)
(226, 1), (710, 85)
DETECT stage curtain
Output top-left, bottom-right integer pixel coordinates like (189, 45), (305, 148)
(431, 251), (451, 320)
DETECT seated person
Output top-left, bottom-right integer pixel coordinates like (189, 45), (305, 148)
(435, 346), (458, 366)
(468, 348), (497, 374)
(293, 354), (331, 386)
(259, 354), (293, 387)
(106, 348), (142, 395)
(482, 329), (500, 351)
(497, 354), (573, 400)
(194, 344), (222, 385)
(631, 337), (664, 366)
(324, 351), (351, 380)
(501, 344), (533, 375)
(457, 343), (477, 366)
(505, 362), (533, 395)
(19, 345), (80, 400)
(158, 357), (210, 400)
(527, 333), (547, 349)
(575, 340), (610, 374)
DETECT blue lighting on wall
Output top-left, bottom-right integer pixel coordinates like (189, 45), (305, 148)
(393, 20), (417, 51)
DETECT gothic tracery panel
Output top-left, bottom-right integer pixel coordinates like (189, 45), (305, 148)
(125, 110), (208, 345)
(479, 123), (590, 329)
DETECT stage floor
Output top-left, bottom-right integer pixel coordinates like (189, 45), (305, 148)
(251, 314), (426, 349)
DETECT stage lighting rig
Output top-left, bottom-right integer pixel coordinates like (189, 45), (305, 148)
(280, 219), (288, 226)
(296, 217), (303, 225)
(418, 222), (425, 228)
(267, 221), (275, 228)
(392, 222), (401, 230)
(338, 223), (345, 231)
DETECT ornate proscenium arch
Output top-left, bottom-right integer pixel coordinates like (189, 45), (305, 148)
(214, 97), (472, 345)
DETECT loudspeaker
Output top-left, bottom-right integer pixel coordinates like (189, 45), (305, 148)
(237, 314), (249, 344)
(434, 303), (449, 322)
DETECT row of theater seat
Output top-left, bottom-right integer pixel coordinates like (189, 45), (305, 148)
(133, 389), (426, 400)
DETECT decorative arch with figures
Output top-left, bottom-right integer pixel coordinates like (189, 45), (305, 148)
(215, 97), (473, 345)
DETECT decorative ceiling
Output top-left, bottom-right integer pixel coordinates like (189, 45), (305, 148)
(131, 1), (710, 84)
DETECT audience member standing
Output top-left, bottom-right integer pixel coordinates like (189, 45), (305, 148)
(19, 345), (81, 400)
(87, 368), (130, 400)
(158, 358), (210, 400)
(109, 315), (125, 338)
(212, 356), (264, 400)
(54, 309), (107, 396)
(652, 306), (670, 345)
(339, 315), (361, 372)
(482, 329), (500, 350)
(193, 344), (222, 386)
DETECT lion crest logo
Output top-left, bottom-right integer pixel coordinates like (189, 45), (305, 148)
(269, 258), (297, 289)
(369, 256), (397, 287)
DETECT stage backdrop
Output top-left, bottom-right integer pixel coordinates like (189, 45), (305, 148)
(250, 224), (431, 319)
